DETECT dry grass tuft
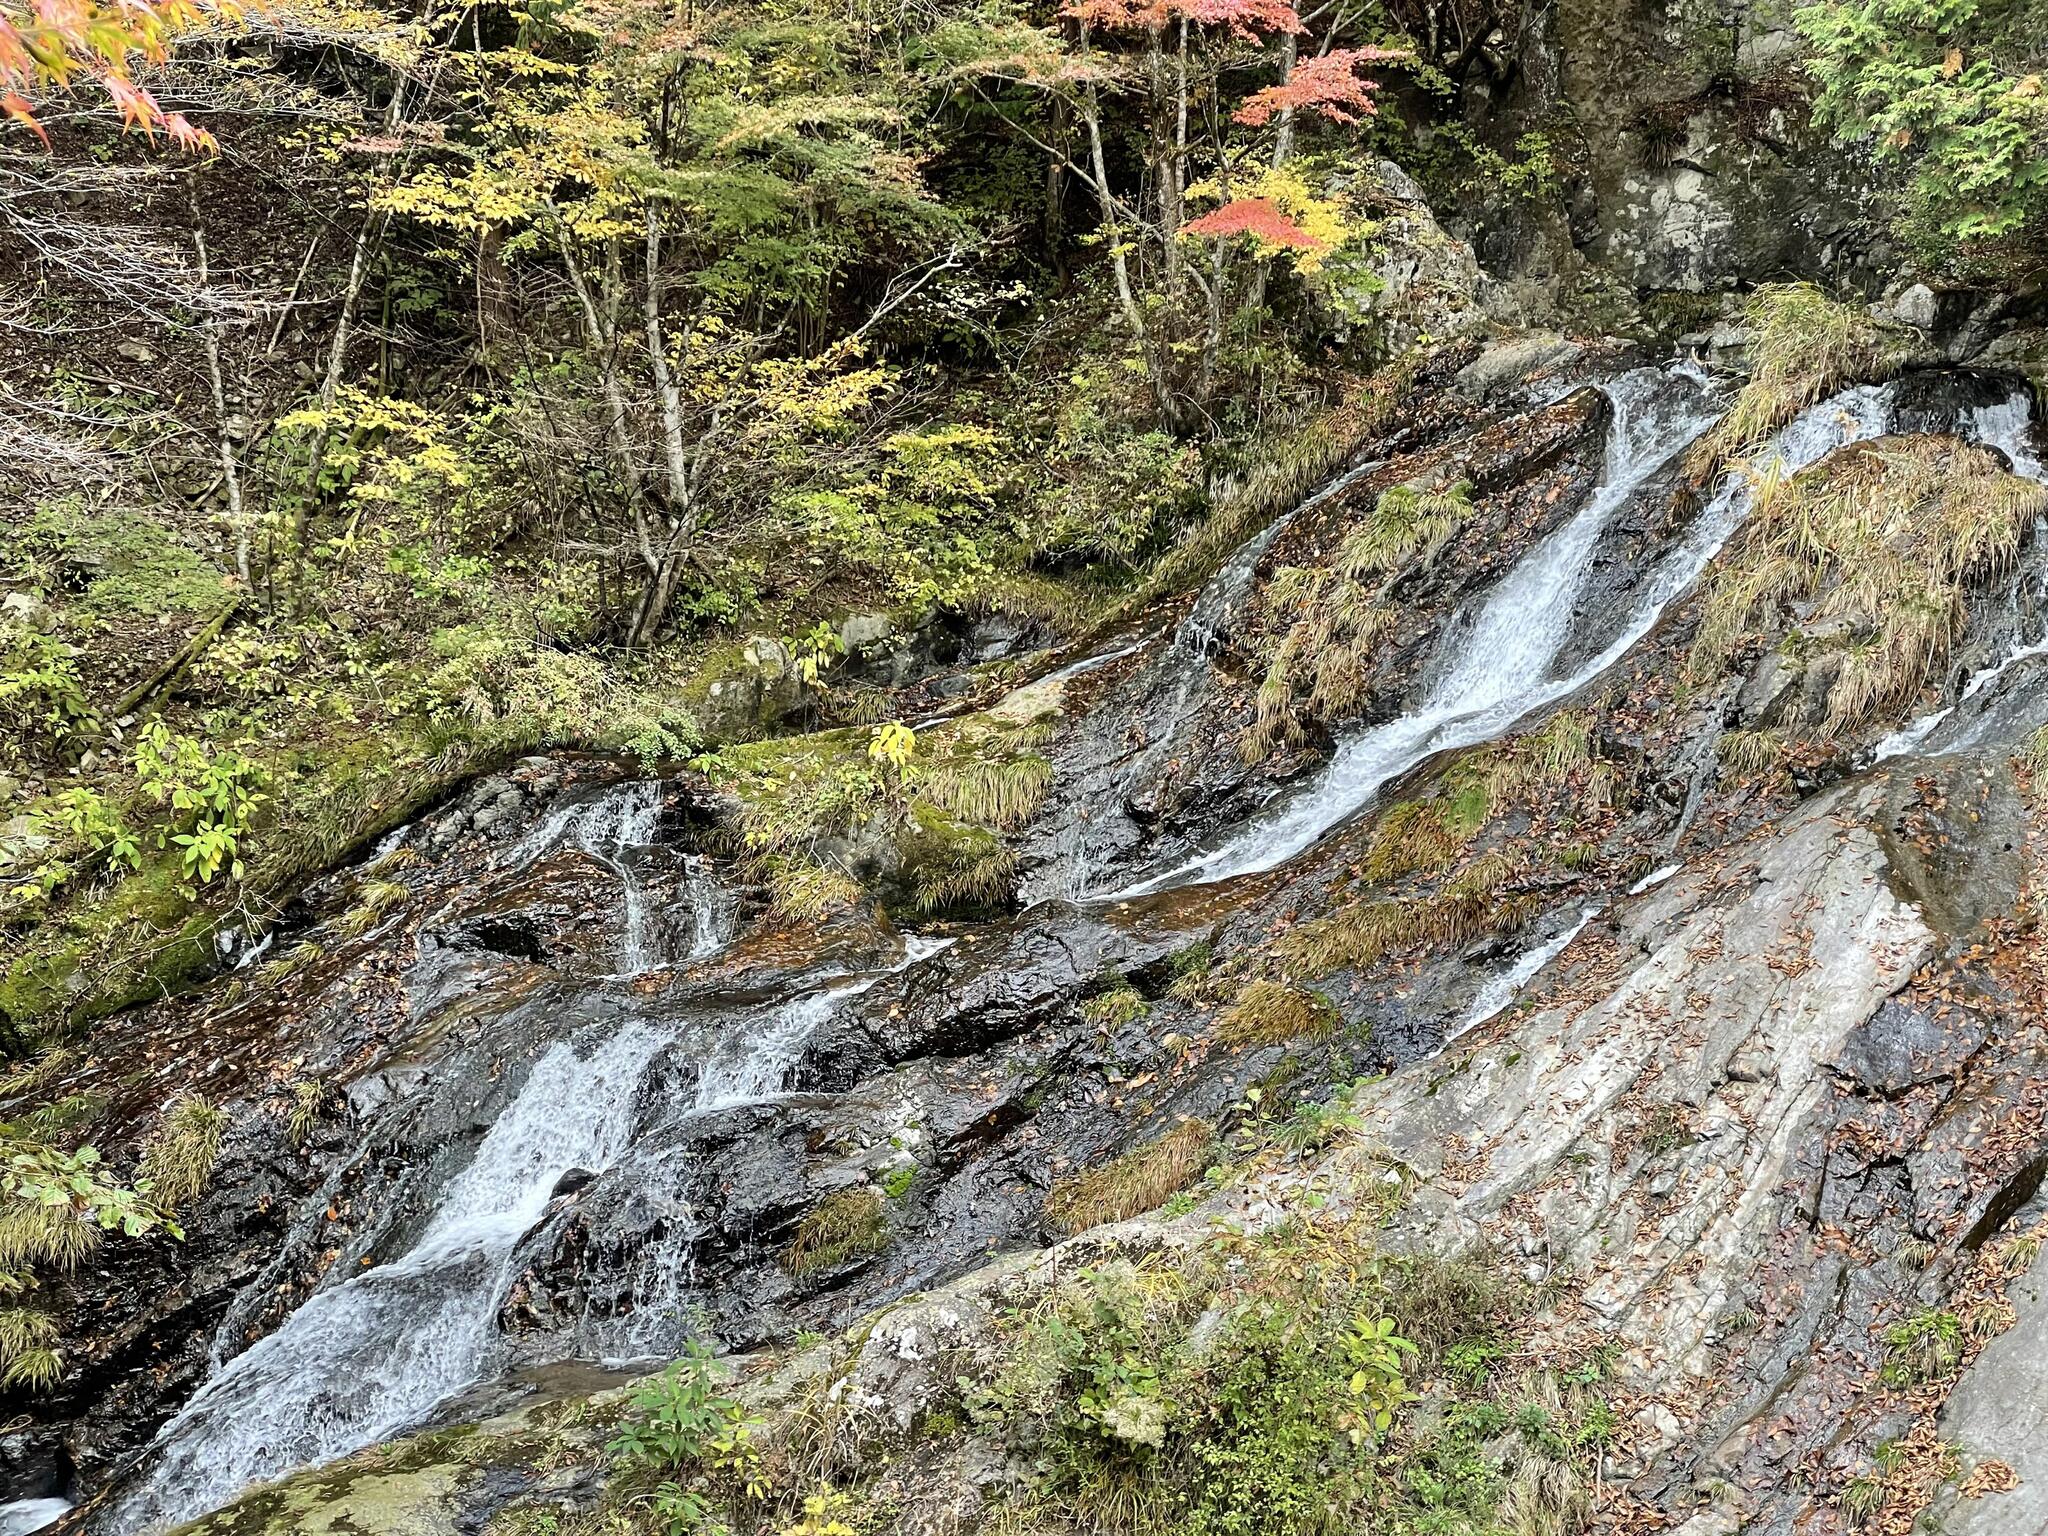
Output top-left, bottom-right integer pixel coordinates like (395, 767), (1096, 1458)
(1042, 1119), (1213, 1233)
(783, 1187), (889, 1276)
(920, 754), (1054, 832)
(1245, 478), (1476, 762)
(1689, 283), (1902, 472)
(1214, 979), (1340, 1048)
(1692, 437), (2045, 735)
(138, 1093), (229, 1210)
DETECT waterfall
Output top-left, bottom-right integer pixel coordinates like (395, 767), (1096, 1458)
(1118, 361), (1735, 894)
(0, 1502), (70, 1536)
(1458, 907), (1600, 1034)
(504, 781), (733, 973)
(120, 937), (950, 1531)
(119, 1022), (675, 1532)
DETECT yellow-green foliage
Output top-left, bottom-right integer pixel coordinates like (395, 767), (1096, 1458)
(1082, 983), (1149, 1030)
(1247, 480), (1476, 762)
(919, 754), (1054, 832)
(1215, 980), (1340, 1048)
(1720, 727), (1785, 778)
(138, 1093), (229, 1210)
(784, 1187), (888, 1276)
(1693, 438), (2045, 734)
(1692, 284), (1901, 469)
(707, 716), (1047, 920)
(1042, 1120), (1213, 1234)
(965, 1222), (1613, 1536)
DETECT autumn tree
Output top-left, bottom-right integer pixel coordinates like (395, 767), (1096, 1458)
(949, 0), (1401, 429)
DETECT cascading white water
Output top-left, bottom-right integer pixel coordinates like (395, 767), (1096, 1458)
(1872, 389), (2048, 762)
(0, 1501), (70, 1536)
(1458, 907), (1599, 1034)
(123, 936), (951, 1530)
(1118, 362), (1734, 893)
(597, 935), (955, 1355)
(122, 1022), (675, 1532)
(505, 782), (733, 972)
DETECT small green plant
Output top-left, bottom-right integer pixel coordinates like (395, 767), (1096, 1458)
(1082, 982), (1148, 1030)
(609, 1341), (766, 1535)
(1840, 1471), (1886, 1526)
(880, 1165), (916, 1201)
(1340, 1313), (1419, 1442)
(133, 719), (270, 885)
(0, 622), (97, 764)
(1881, 1308), (1964, 1388)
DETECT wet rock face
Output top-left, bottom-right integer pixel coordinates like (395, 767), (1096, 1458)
(1014, 378), (1616, 901)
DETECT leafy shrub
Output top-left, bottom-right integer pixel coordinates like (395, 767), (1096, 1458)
(133, 720), (269, 885)
(1798, 0), (2048, 256)
(609, 1341), (766, 1535)
(0, 623), (97, 764)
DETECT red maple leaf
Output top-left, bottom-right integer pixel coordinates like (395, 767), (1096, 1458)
(1181, 196), (1321, 249)
(1233, 45), (1407, 126)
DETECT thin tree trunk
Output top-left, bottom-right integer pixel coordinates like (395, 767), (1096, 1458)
(644, 205), (693, 512)
(191, 227), (251, 588)
(1078, 49), (1172, 424)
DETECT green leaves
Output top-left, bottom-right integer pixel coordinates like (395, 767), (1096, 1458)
(608, 1341), (764, 1535)
(1797, 0), (2048, 257)
(1339, 1312), (1418, 1441)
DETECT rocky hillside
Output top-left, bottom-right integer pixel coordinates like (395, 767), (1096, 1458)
(6, 1), (2048, 1532)
(3, 270), (2048, 1535)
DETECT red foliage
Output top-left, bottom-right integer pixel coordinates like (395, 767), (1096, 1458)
(1, 0), (219, 149)
(1062, 0), (1304, 40)
(1181, 196), (1321, 249)
(1232, 45), (1406, 126)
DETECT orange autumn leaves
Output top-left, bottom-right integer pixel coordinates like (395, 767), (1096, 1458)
(1, 0), (228, 148)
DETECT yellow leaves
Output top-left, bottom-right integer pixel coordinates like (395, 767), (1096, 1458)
(1942, 46), (1963, 79)
(2018, 75), (2042, 99)
(868, 721), (916, 772)
(1185, 164), (1356, 273)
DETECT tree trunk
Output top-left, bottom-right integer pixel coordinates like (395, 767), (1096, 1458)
(191, 226), (252, 588)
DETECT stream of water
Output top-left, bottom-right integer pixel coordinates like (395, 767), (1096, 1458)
(87, 367), (2048, 1536)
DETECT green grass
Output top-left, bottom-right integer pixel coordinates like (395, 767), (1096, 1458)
(139, 1092), (229, 1209)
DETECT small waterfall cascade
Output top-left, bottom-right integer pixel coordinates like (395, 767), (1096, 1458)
(505, 781), (732, 973)
(1458, 907), (1600, 1035)
(121, 1022), (676, 1532)
(120, 937), (950, 1531)
(594, 934), (955, 1355)
(1121, 361), (1734, 894)
(0, 1501), (71, 1536)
